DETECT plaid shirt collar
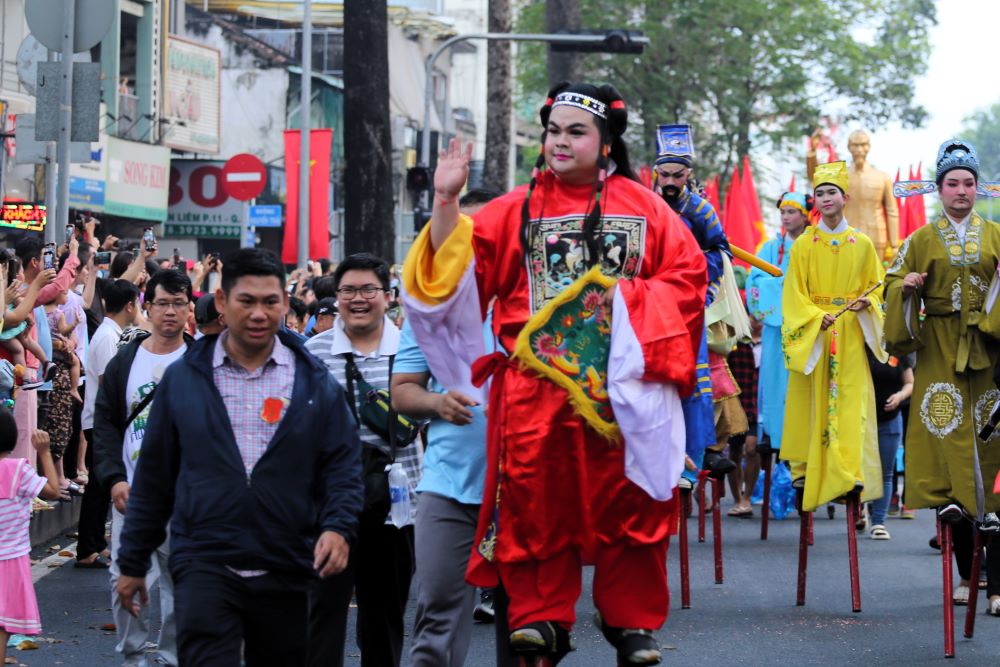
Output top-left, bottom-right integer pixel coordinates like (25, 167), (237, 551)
(329, 315), (400, 358)
(212, 330), (294, 372)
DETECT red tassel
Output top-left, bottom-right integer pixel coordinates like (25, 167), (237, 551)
(830, 329), (837, 355)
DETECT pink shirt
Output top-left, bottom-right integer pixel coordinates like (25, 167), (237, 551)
(0, 458), (46, 560)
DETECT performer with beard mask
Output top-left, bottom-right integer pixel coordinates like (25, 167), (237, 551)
(654, 125), (738, 486)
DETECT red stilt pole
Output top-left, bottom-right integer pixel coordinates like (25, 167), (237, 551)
(712, 478), (724, 584)
(679, 489), (691, 609)
(697, 474), (707, 543)
(807, 509), (814, 546)
(796, 490), (808, 606)
(760, 451), (772, 541)
(941, 518), (955, 658)
(846, 493), (861, 613)
(965, 528), (983, 639)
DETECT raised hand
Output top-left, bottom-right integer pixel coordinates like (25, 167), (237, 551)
(434, 137), (473, 201)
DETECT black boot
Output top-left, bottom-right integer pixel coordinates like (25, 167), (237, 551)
(702, 449), (736, 479)
(509, 621), (574, 665)
(594, 612), (661, 665)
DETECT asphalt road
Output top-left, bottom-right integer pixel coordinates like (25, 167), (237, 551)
(13, 500), (1000, 666)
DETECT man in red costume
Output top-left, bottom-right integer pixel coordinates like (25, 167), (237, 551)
(402, 83), (706, 665)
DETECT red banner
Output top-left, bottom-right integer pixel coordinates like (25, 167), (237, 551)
(282, 129), (332, 265)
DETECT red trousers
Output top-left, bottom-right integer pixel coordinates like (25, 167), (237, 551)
(498, 539), (669, 630)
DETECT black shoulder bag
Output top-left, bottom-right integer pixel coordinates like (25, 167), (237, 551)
(342, 354), (419, 521)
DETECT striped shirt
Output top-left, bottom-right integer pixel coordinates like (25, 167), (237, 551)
(0, 458), (47, 560)
(213, 332), (296, 476)
(305, 317), (421, 526)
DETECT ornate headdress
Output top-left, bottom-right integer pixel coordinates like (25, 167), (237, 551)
(778, 192), (809, 216)
(812, 161), (849, 194)
(895, 138), (1000, 200)
(552, 91), (609, 119)
(936, 139), (979, 182)
(654, 124), (694, 167)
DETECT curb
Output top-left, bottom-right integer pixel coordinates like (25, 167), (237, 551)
(30, 496), (82, 548)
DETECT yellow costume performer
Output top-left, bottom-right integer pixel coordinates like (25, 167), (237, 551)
(781, 161), (887, 512)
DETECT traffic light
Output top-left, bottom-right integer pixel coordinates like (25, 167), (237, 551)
(406, 166), (432, 193)
(550, 30), (646, 54)
(413, 205), (431, 233)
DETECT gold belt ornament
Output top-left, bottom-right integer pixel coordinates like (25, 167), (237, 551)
(812, 294), (857, 307)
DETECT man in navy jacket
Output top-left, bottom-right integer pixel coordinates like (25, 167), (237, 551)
(115, 249), (363, 666)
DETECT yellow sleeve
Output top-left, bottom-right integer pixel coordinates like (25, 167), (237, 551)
(781, 238), (826, 373)
(402, 214), (475, 306)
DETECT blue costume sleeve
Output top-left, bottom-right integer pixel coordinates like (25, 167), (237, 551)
(668, 188), (731, 306)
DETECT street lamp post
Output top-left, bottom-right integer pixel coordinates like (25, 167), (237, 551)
(420, 31), (648, 173)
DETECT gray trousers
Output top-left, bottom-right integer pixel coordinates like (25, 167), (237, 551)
(409, 492), (479, 667)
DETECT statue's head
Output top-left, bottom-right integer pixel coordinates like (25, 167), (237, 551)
(847, 130), (871, 162)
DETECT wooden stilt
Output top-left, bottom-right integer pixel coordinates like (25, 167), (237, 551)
(796, 489), (808, 606)
(964, 528), (983, 639)
(760, 450), (772, 541)
(846, 493), (861, 613)
(807, 509), (814, 546)
(679, 489), (691, 609)
(712, 478), (724, 584)
(697, 476), (707, 543)
(941, 518), (955, 658)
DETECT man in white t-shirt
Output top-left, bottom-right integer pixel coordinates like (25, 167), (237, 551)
(76, 279), (140, 569)
(94, 270), (193, 667)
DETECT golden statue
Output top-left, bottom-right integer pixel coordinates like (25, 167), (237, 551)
(807, 129), (899, 259)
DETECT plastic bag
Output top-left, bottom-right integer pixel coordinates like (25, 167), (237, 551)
(750, 462), (797, 520)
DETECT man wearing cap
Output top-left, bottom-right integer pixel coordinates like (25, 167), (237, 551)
(653, 124), (737, 483)
(194, 293), (224, 337)
(781, 161), (887, 512)
(311, 298), (337, 336)
(884, 140), (1000, 532)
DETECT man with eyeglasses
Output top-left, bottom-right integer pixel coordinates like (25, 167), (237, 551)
(93, 269), (194, 667)
(305, 252), (421, 667)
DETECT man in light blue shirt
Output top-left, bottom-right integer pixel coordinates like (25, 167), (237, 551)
(392, 316), (491, 667)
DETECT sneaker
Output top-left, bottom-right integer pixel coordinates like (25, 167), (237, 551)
(869, 524), (891, 540)
(980, 513), (1000, 533)
(899, 508), (917, 520)
(677, 476), (693, 491)
(473, 588), (495, 623)
(938, 503), (967, 523)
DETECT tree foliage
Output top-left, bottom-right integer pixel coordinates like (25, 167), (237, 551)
(963, 103), (1000, 180)
(514, 0), (936, 181)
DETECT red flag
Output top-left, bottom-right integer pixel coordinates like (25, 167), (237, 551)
(788, 174), (796, 192)
(895, 167), (912, 240)
(705, 175), (722, 216)
(282, 129), (333, 265)
(741, 155), (765, 250)
(912, 162), (927, 228)
(723, 166), (757, 268)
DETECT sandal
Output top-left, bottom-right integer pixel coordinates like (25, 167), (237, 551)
(509, 621), (574, 664)
(869, 524), (890, 540)
(728, 506), (753, 518)
(989, 597), (1000, 616)
(953, 584), (969, 606)
(594, 612), (661, 666)
(74, 554), (110, 569)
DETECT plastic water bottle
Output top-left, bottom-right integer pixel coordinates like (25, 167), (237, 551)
(387, 462), (411, 528)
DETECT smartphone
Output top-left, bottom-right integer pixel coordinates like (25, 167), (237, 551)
(173, 247), (181, 267)
(42, 243), (56, 271)
(65, 224), (75, 241)
(94, 251), (112, 265)
(143, 227), (156, 252)
(287, 280), (298, 295)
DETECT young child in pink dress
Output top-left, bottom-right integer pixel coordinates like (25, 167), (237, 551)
(0, 408), (59, 661)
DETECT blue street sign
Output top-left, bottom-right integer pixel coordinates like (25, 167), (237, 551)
(249, 204), (283, 228)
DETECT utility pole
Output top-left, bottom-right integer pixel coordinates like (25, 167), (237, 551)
(298, 0), (311, 268)
(55, 0), (76, 244)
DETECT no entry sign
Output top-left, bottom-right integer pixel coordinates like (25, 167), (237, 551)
(222, 153), (266, 201)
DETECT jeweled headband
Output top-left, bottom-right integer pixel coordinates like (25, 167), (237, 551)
(551, 91), (608, 120)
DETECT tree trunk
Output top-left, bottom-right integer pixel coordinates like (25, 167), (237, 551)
(343, 0), (395, 260)
(545, 0), (581, 88)
(483, 0), (512, 192)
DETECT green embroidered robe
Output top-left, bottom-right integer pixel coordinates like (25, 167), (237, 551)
(884, 212), (1000, 515)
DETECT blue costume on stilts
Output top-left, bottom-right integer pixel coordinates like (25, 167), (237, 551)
(655, 124), (731, 483)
